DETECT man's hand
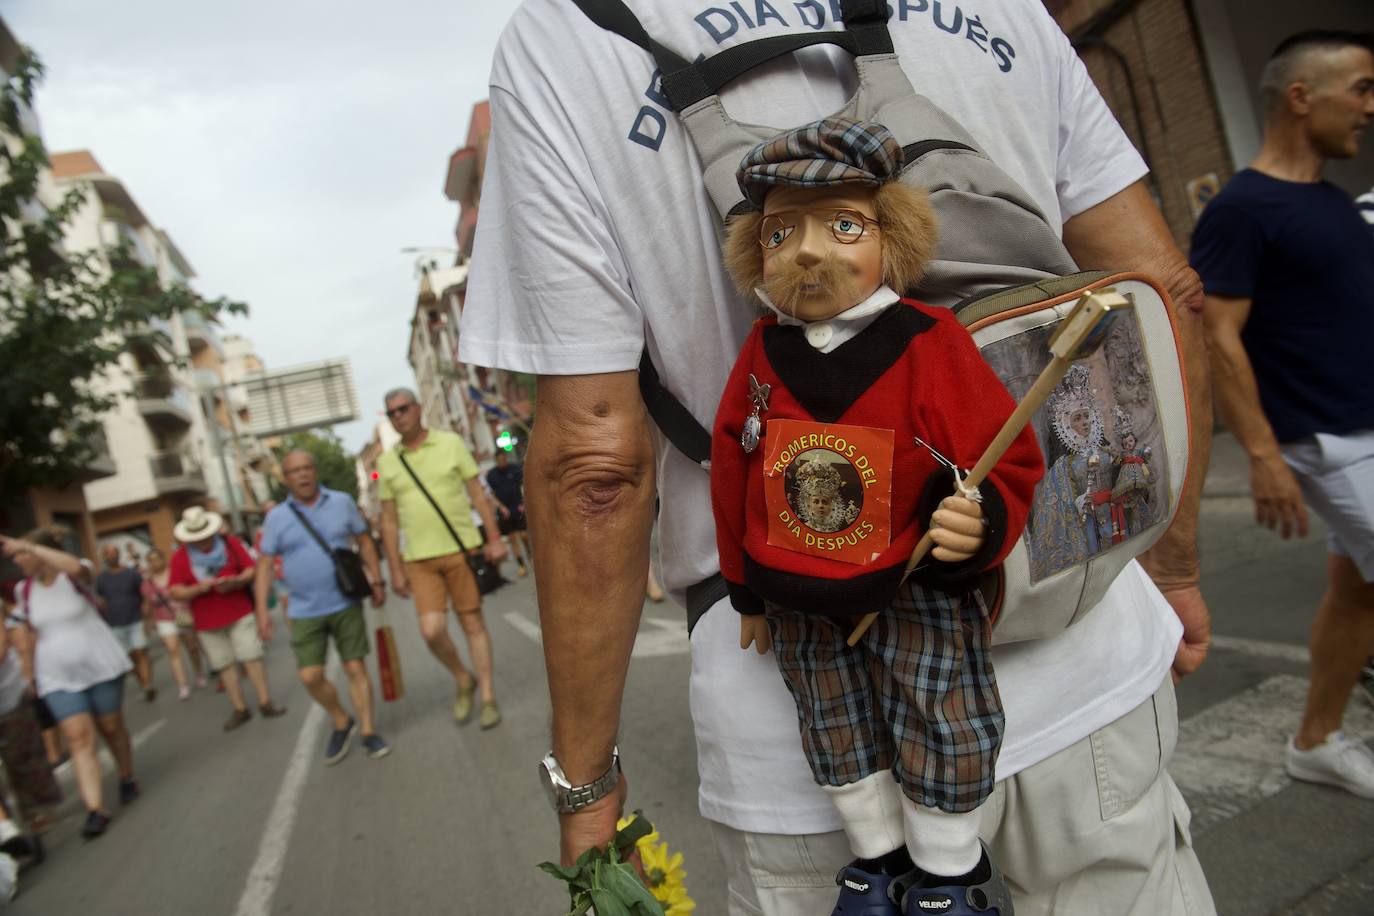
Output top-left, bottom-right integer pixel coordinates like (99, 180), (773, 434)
(257, 614), (274, 643)
(0, 535), (27, 558)
(558, 774), (628, 867)
(497, 504), (511, 519)
(370, 582), (386, 609)
(929, 495), (986, 563)
(1250, 452), (1309, 539)
(1162, 584), (1211, 682)
(391, 569), (411, 600)
(484, 539), (508, 564)
(212, 577), (240, 594)
(739, 615), (771, 654)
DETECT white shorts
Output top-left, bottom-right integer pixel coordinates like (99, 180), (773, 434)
(1282, 429), (1374, 581)
(199, 614), (263, 672)
(155, 620), (181, 639)
(109, 622), (148, 654)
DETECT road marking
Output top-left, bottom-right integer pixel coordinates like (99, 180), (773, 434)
(1171, 674), (1374, 835)
(502, 611), (689, 657)
(1210, 634), (1309, 666)
(233, 655), (338, 916)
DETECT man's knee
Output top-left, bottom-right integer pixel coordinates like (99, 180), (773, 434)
(342, 659), (370, 682)
(298, 666), (326, 689)
(418, 613), (450, 644)
(1327, 555), (1374, 610)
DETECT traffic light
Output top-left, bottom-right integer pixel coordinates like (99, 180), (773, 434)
(495, 430), (515, 452)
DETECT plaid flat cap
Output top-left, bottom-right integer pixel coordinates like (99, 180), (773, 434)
(737, 117), (904, 209)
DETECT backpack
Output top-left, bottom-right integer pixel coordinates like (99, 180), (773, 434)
(571, 0), (1191, 644)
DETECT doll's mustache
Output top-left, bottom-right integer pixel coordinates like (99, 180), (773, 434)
(762, 255), (858, 317)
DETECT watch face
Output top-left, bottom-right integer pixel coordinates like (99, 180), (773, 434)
(539, 755), (567, 810)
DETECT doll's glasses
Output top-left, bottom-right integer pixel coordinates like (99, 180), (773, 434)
(757, 209), (880, 249)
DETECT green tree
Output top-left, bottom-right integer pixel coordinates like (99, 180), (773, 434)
(0, 48), (246, 509)
(278, 429), (357, 499)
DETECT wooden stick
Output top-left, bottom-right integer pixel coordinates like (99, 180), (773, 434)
(845, 290), (1128, 647)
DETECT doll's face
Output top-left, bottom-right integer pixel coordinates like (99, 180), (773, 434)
(806, 491), (834, 522)
(1122, 433), (1137, 451)
(759, 186), (883, 322)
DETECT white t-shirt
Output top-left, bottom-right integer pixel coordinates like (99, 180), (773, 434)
(22, 574), (132, 697)
(463, 0), (1177, 834)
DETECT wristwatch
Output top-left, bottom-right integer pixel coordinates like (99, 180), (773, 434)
(538, 747), (621, 814)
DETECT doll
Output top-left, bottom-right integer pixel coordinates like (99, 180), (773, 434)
(1110, 405), (1154, 542)
(709, 118), (1044, 916)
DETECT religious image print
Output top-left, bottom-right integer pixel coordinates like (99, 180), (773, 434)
(980, 311), (1167, 582)
(762, 418), (894, 565)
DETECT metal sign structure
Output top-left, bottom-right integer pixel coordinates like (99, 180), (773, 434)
(239, 359), (359, 438)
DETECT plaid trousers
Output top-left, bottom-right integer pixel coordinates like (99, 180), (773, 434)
(765, 577), (1003, 813)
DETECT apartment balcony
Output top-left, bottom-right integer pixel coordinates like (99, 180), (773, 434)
(148, 450), (207, 496)
(71, 429), (117, 482)
(181, 310), (220, 355)
(126, 317), (175, 366)
(135, 373), (193, 431)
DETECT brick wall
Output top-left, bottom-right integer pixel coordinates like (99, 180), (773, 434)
(1050, 0), (1235, 247)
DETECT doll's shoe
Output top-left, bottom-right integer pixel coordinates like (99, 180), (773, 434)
(830, 859), (901, 915)
(896, 844), (1014, 915)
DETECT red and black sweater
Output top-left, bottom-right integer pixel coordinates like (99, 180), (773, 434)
(710, 299), (1044, 617)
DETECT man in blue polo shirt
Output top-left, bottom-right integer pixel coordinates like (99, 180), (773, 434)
(255, 450), (391, 764)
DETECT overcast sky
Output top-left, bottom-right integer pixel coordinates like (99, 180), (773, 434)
(6, 1), (515, 451)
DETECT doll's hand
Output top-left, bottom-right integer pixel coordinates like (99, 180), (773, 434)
(739, 615), (771, 655)
(929, 495), (987, 563)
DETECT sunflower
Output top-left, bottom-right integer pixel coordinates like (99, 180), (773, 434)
(618, 816), (696, 914)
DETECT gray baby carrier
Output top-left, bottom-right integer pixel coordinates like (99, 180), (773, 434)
(573, 0), (1190, 643)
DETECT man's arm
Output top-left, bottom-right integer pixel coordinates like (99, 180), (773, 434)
(1062, 179), (1213, 679)
(1202, 294), (1308, 538)
(464, 477), (507, 563)
(380, 500), (409, 599)
(526, 371), (656, 865)
(354, 532), (387, 609)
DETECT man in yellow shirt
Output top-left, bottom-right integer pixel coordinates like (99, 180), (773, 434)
(377, 388), (507, 728)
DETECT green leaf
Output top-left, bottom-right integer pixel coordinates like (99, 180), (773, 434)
(537, 860), (583, 883)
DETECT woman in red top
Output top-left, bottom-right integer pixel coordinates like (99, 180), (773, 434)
(165, 508), (285, 731)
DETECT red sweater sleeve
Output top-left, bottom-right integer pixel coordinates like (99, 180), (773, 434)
(912, 309), (1044, 583)
(710, 328), (766, 615)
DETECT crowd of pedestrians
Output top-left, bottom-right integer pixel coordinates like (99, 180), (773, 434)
(0, 380), (529, 901)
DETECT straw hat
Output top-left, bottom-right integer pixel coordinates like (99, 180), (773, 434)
(173, 506), (223, 543)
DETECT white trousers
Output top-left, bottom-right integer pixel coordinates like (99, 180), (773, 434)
(709, 676), (1216, 916)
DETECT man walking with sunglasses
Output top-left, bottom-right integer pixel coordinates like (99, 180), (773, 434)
(376, 389), (507, 729)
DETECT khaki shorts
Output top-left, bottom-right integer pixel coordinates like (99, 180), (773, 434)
(200, 614), (264, 672)
(406, 552), (480, 616)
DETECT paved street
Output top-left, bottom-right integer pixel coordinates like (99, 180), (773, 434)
(8, 432), (1374, 914)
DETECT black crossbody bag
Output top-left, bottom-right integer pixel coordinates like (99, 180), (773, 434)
(395, 451), (507, 596)
(286, 502), (373, 600)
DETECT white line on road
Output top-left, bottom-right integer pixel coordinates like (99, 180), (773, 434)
(1172, 674), (1374, 835)
(1210, 634), (1309, 665)
(233, 656), (338, 916)
(502, 611), (688, 657)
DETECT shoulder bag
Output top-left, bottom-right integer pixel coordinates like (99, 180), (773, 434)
(286, 503), (373, 601)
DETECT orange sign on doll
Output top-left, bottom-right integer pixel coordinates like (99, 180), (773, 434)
(763, 418), (893, 565)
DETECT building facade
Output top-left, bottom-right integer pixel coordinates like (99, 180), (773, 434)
(50, 151), (272, 550)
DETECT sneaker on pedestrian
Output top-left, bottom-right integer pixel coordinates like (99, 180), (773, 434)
(223, 708), (252, 732)
(144, 685), (156, 702)
(195, 673), (209, 689)
(118, 777), (140, 806)
(178, 685), (191, 701)
(1285, 731), (1374, 798)
(361, 734), (391, 759)
(0, 822), (22, 859)
(1358, 658), (1374, 710)
(453, 681), (476, 724)
(324, 717), (356, 766)
(81, 811), (110, 839)
(479, 700), (502, 730)
(259, 702), (288, 718)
